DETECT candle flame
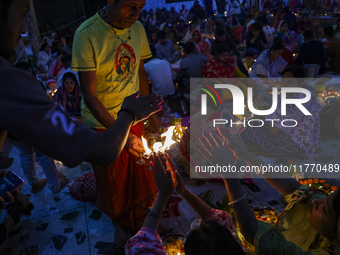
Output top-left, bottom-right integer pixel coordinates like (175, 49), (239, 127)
(161, 126), (176, 150)
(141, 136), (152, 156)
(153, 142), (163, 153)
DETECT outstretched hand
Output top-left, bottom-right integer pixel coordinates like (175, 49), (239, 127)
(0, 171), (20, 209)
(164, 153), (186, 196)
(121, 91), (163, 123)
(150, 153), (174, 198)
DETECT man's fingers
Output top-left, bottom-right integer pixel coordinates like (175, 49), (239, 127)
(210, 131), (223, 148)
(199, 137), (212, 156)
(4, 192), (14, 204)
(131, 144), (144, 154)
(129, 148), (141, 158)
(132, 91), (141, 98)
(164, 153), (176, 172)
(202, 132), (216, 149)
(145, 95), (163, 105)
(217, 127), (238, 147)
(153, 153), (165, 174)
(199, 147), (213, 164)
(0, 170), (7, 179)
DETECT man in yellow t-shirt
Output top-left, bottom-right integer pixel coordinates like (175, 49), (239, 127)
(72, 0), (161, 247)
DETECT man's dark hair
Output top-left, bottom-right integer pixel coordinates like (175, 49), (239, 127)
(269, 42), (285, 53)
(252, 21), (262, 31)
(57, 50), (66, 57)
(157, 30), (166, 39)
(280, 21), (288, 29)
(184, 221), (246, 255)
(183, 41), (195, 55)
(324, 26), (334, 38)
(149, 45), (157, 57)
(215, 43), (230, 56)
(61, 54), (72, 69)
(40, 43), (49, 52)
(303, 29), (314, 41)
(281, 65), (305, 78)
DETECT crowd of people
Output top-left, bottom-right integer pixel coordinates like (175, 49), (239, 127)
(1, 0), (340, 254)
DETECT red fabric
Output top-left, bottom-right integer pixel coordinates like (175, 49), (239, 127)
(91, 122), (157, 232)
(69, 172), (98, 202)
(281, 46), (293, 67)
(202, 57), (237, 78)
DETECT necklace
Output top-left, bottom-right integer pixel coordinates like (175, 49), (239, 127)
(100, 6), (131, 44)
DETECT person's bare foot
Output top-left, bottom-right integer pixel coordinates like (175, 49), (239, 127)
(31, 179), (47, 193)
(52, 171), (69, 193)
(114, 225), (132, 248)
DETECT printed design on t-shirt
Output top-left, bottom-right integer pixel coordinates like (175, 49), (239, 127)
(115, 43), (136, 78)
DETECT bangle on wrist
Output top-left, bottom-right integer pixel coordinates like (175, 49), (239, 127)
(117, 108), (137, 125)
(228, 193), (247, 207)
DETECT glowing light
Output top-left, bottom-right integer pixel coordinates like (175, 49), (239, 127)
(141, 136), (152, 156)
(153, 142), (163, 153)
(161, 126), (176, 150)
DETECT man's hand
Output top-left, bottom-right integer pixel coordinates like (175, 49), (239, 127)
(124, 133), (144, 158)
(0, 171), (19, 209)
(121, 91), (163, 123)
(164, 153), (186, 196)
(148, 114), (161, 134)
(150, 153), (174, 198)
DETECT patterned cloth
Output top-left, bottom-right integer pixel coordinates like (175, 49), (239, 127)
(190, 29), (213, 60)
(202, 57), (236, 78)
(240, 89), (321, 158)
(155, 39), (177, 62)
(125, 209), (245, 255)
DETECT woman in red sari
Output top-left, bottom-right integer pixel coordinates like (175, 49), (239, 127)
(230, 16), (243, 44)
(190, 29), (213, 60)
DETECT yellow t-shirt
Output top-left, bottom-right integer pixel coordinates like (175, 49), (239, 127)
(72, 12), (152, 128)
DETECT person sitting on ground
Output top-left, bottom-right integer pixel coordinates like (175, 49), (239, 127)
(144, 46), (176, 98)
(176, 41), (208, 92)
(203, 44), (247, 79)
(282, 7), (297, 32)
(262, 0), (273, 9)
(201, 124), (338, 255)
(204, 17), (216, 38)
(171, 22), (182, 43)
(155, 30), (178, 63)
(169, 7), (179, 23)
(294, 29), (325, 74)
(259, 16), (276, 47)
(311, 18), (324, 41)
(180, 4), (188, 21)
(276, 21), (301, 51)
(57, 54), (79, 89)
(251, 6), (259, 19)
(216, 17), (232, 36)
(190, 29), (213, 60)
(245, 21), (268, 57)
(61, 36), (73, 56)
(184, 22), (199, 43)
(177, 20), (188, 39)
(324, 26), (340, 73)
(246, 65), (321, 158)
(37, 43), (51, 72)
(273, 37), (293, 67)
(191, 0), (206, 20)
(297, 14), (312, 34)
(164, 24), (176, 44)
(48, 50), (65, 80)
(149, 31), (158, 47)
(54, 72), (82, 120)
(230, 16), (243, 45)
(125, 153), (248, 255)
(159, 17), (171, 31)
(250, 42), (286, 78)
(212, 29), (237, 56)
(139, 10), (149, 26)
(244, 15), (255, 32)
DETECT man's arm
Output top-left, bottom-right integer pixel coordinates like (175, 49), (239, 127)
(78, 71), (115, 128)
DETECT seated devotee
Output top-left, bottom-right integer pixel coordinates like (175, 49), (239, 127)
(171, 22), (182, 43)
(294, 29), (325, 74)
(229, 0), (241, 15)
(184, 22), (199, 43)
(245, 22), (268, 57)
(249, 42), (286, 78)
(259, 17), (276, 47)
(273, 10), (284, 32)
(176, 42), (208, 92)
(61, 36), (73, 56)
(57, 55), (79, 89)
(155, 30), (178, 63)
(54, 72), (82, 120)
(246, 65), (321, 158)
(199, 125), (338, 255)
(282, 7), (297, 32)
(212, 29), (238, 56)
(159, 17), (171, 31)
(139, 10), (149, 26)
(149, 31), (158, 47)
(177, 20), (188, 39)
(311, 18), (324, 41)
(190, 29), (213, 60)
(125, 153), (248, 255)
(203, 44), (247, 78)
(144, 46), (176, 98)
(169, 7), (179, 23)
(251, 6), (259, 19)
(180, 4), (188, 21)
(37, 42), (51, 71)
(244, 15), (255, 32)
(164, 25), (176, 44)
(276, 21), (301, 51)
(48, 50), (65, 81)
(204, 17), (216, 38)
(191, 0), (207, 20)
(216, 17), (232, 36)
(297, 14), (312, 34)
(273, 0), (286, 12)
(230, 17), (243, 45)
(324, 26), (340, 73)
(273, 37), (293, 67)
(262, 0), (273, 9)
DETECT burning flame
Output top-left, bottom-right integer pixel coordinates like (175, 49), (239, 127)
(161, 126), (176, 150)
(141, 136), (152, 156)
(153, 142), (163, 153)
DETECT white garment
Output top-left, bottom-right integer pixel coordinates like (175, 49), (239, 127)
(57, 67), (80, 89)
(37, 51), (51, 69)
(263, 25), (276, 47)
(144, 59), (175, 98)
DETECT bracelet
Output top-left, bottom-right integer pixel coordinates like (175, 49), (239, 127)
(228, 194), (247, 207)
(117, 108), (137, 125)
